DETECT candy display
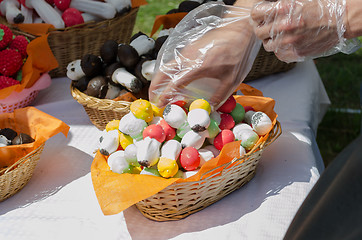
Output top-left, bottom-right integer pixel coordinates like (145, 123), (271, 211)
(68, 30), (168, 101)
(0, 127), (35, 146)
(0, 24), (29, 90)
(0, 0), (132, 27)
(98, 95), (274, 179)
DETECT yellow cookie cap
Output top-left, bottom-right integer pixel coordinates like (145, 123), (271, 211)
(189, 99), (211, 114)
(119, 132), (133, 149)
(130, 99), (154, 122)
(151, 103), (164, 117)
(105, 119), (120, 132)
(157, 157), (179, 178)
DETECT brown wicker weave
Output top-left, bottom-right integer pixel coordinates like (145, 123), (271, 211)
(0, 143), (45, 202)
(0, 8), (139, 78)
(135, 121), (282, 221)
(244, 47), (296, 82)
(70, 85), (131, 130)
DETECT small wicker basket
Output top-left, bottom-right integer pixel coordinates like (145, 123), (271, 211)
(70, 85), (131, 130)
(0, 143), (45, 202)
(0, 90), (39, 114)
(135, 121), (282, 221)
(0, 8), (139, 78)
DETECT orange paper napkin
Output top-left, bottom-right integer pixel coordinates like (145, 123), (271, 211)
(0, 107), (70, 168)
(150, 12), (188, 37)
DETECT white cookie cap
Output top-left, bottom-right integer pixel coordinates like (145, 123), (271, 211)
(99, 129), (119, 156)
(181, 130), (206, 149)
(161, 139), (182, 160)
(137, 137), (161, 167)
(119, 112), (147, 137)
(163, 104), (187, 129)
(107, 150), (129, 174)
(130, 35), (155, 56)
(187, 108), (210, 132)
(251, 112), (273, 136)
(66, 59), (85, 80)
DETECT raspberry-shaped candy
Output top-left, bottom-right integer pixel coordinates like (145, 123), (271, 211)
(0, 49), (23, 76)
(9, 35), (29, 58)
(0, 24), (14, 50)
(0, 76), (20, 90)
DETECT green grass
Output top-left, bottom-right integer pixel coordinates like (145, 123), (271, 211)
(134, 2), (362, 167)
(133, 0), (183, 35)
(315, 51), (362, 166)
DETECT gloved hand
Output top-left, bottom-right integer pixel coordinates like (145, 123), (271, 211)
(149, 2), (261, 111)
(250, 0), (360, 63)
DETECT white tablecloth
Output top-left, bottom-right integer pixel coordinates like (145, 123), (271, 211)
(0, 60), (330, 240)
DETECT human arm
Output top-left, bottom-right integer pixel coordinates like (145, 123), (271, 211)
(149, 1), (260, 110)
(344, 0), (362, 39)
(250, 0), (362, 63)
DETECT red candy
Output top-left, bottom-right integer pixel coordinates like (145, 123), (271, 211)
(217, 95), (236, 113)
(219, 113), (235, 130)
(244, 106), (255, 113)
(180, 147), (200, 171)
(143, 124), (166, 143)
(158, 119), (176, 141)
(62, 8), (84, 27)
(214, 129), (235, 150)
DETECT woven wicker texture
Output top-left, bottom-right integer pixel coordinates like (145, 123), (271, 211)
(70, 85), (131, 130)
(244, 47), (296, 82)
(0, 143), (45, 202)
(0, 90), (39, 114)
(0, 8), (139, 78)
(135, 121), (282, 221)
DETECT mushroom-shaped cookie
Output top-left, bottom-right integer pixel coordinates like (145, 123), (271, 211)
(19, 0), (64, 28)
(111, 67), (143, 93)
(0, 0), (24, 24)
(136, 137), (161, 168)
(69, 0), (116, 20)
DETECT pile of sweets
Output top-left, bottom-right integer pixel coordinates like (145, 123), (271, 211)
(0, 24), (29, 90)
(0, 0), (133, 28)
(98, 95), (273, 179)
(0, 127), (34, 147)
(67, 30), (170, 100)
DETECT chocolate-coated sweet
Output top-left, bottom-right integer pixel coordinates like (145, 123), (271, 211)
(12, 133), (34, 145)
(117, 44), (139, 70)
(81, 54), (103, 78)
(0, 128), (17, 141)
(86, 76), (108, 98)
(72, 76), (89, 92)
(104, 62), (123, 81)
(100, 40), (118, 64)
(153, 35), (168, 58)
(178, 1), (201, 12)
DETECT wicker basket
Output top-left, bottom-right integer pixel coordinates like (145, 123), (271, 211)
(0, 143), (45, 202)
(245, 47), (296, 82)
(135, 121), (282, 221)
(0, 90), (39, 114)
(70, 85), (131, 130)
(0, 8), (139, 78)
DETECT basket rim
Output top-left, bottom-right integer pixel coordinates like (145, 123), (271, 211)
(70, 84), (132, 111)
(1, 8), (139, 39)
(134, 121), (282, 221)
(0, 143), (45, 176)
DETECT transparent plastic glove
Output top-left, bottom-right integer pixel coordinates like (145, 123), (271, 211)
(250, 0), (361, 63)
(149, 2), (261, 111)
